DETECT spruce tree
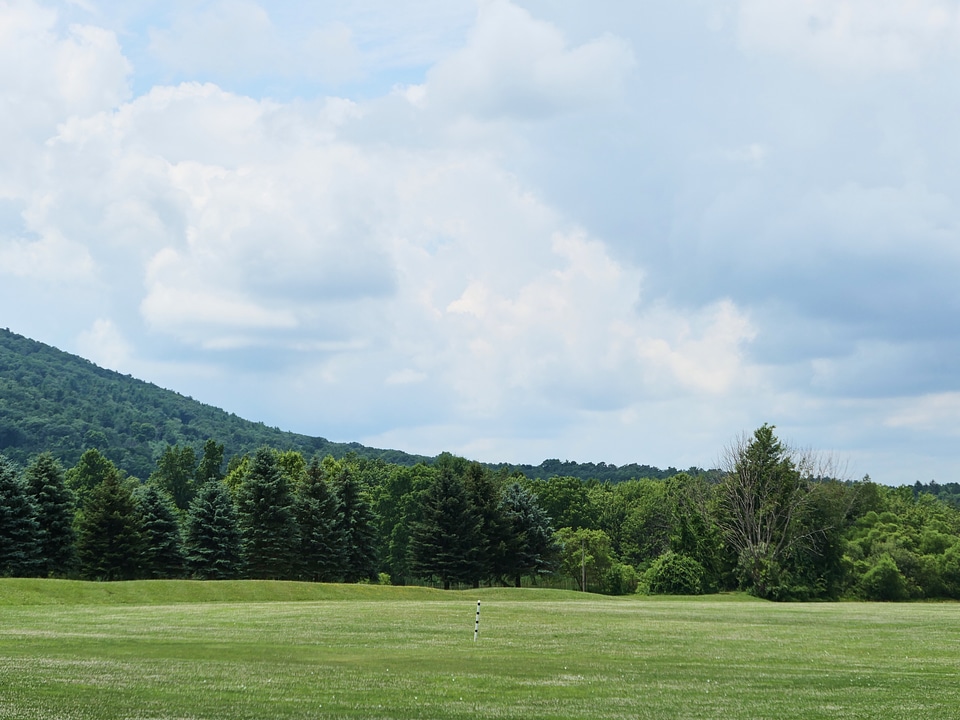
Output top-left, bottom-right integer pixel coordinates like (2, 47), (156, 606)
(0, 455), (42, 577)
(333, 466), (378, 583)
(295, 458), (346, 582)
(236, 447), (300, 579)
(135, 484), (186, 579)
(463, 462), (509, 586)
(76, 472), (143, 581)
(499, 483), (559, 587)
(411, 467), (483, 589)
(22, 452), (76, 577)
(184, 481), (243, 580)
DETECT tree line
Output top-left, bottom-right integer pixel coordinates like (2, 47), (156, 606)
(2, 425), (959, 601)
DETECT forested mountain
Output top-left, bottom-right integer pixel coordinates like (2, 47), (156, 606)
(0, 328), (700, 484)
(0, 328), (429, 479)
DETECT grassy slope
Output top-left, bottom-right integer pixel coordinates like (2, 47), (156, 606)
(1, 580), (958, 719)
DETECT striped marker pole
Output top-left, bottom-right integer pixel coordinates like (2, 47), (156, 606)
(474, 601), (481, 642)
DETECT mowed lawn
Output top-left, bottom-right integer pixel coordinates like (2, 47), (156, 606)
(1, 581), (958, 719)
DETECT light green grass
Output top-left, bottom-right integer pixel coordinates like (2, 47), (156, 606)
(0, 580), (958, 719)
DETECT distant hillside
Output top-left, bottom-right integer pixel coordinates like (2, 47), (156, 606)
(0, 328), (430, 479)
(0, 328), (704, 483)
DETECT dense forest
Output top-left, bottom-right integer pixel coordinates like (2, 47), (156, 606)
(2, 328), (959, 601)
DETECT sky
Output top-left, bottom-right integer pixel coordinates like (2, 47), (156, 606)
(2, 0), (959, 485)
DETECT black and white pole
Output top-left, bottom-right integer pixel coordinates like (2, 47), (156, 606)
(474, 601), (481, 642)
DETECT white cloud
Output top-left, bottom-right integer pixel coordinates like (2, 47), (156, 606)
(421, 0), (635, 118)
(738, 0), (960, 71)
(148, 1), (365, 85)
(76, 318), (131, 372)
(885, 392), (960, 433)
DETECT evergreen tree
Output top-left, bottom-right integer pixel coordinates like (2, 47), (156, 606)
(499, 482), (559, 587)
(411, 467), (483, 589)
(184, 481), (243, 580)
(134, 484), (186, 578)
(333, 465), (378, 583)
(463, 462), (510, 586)
(0, 455), (42, 577)
(195, 439), (225, 484)
(66, 448), (121, 508)
(236, 447), (300, 579)
(151, 444), (198, 511)
(76, 472), (143, 581)
(22, 452), (76, 577)
(295, 458), (346, 582)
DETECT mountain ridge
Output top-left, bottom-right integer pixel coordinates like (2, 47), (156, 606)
(0, 327), (710, 483)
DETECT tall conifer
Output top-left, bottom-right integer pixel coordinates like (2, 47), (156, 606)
(22, 452), (75, 576)
(295, 458), (346, 582)
(236, 447), (300, 579)
(76, 472), (143, 581)
(184, 481), (242, 579)
(0, 455), (42, 577)
(135, 484), (185, 578)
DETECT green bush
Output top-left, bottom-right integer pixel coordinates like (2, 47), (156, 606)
(602, 562), (639, 595)
(859, 554), (909, 601)
(645, 552), (705, 595)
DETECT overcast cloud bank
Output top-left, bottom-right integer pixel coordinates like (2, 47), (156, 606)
(1, 0), (959, 484)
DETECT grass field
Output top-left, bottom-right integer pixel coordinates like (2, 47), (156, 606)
(1, 581), (958, 719)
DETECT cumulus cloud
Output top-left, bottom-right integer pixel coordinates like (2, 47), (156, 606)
(738, 0), (960, 71)
(419, 0), (635, 118)
(148, 1), (364, 85)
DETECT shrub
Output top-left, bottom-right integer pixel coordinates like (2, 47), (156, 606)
(645, 552), (705, 595)
(860, 554), (909, 601)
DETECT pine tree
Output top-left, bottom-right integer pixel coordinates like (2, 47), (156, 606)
(236, 447), (300, 579)
(463, 462), (509, 586)
(333, 466), (378, 583)
(499, 483), (559, 587)
(22, 452), (76, 577)
(183, 481), (243, 580)
(295, 458), (346, 582)
(135, 484), (186, 578)
(76, 472), (143, 581)
(411, 467), (483, 589)
(0, 455), (42, 577)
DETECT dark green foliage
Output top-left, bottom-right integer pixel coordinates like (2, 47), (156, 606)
(524, 476), (599, 530)
(134, 484), (185, 579)
(0, 328), (430, 480)
(66, 448), (122, 508)
(411, 467), (483, 589)
(498, 483), (558, 586)
(645, 552), (705, 595)
(372, 463), (434, 585)
(295, 458), (346, 582)
(196, 439), (225, 484)
(463, 462), (509, 586)
(150, 445), (197, 511)
(859, 553), (909, 601)
(602, 562), (640, 595)
(184, 481), (243, 580)
(236, 448), (300, 579)
(76, 472), (143, 581)
(333, 465), (378, 583)
(22, 452), (76, 576)
(0, 454), (42, 577)
(504, 458), (721, 484)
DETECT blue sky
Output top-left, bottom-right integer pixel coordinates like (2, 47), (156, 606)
(2, 0), (959, 484)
